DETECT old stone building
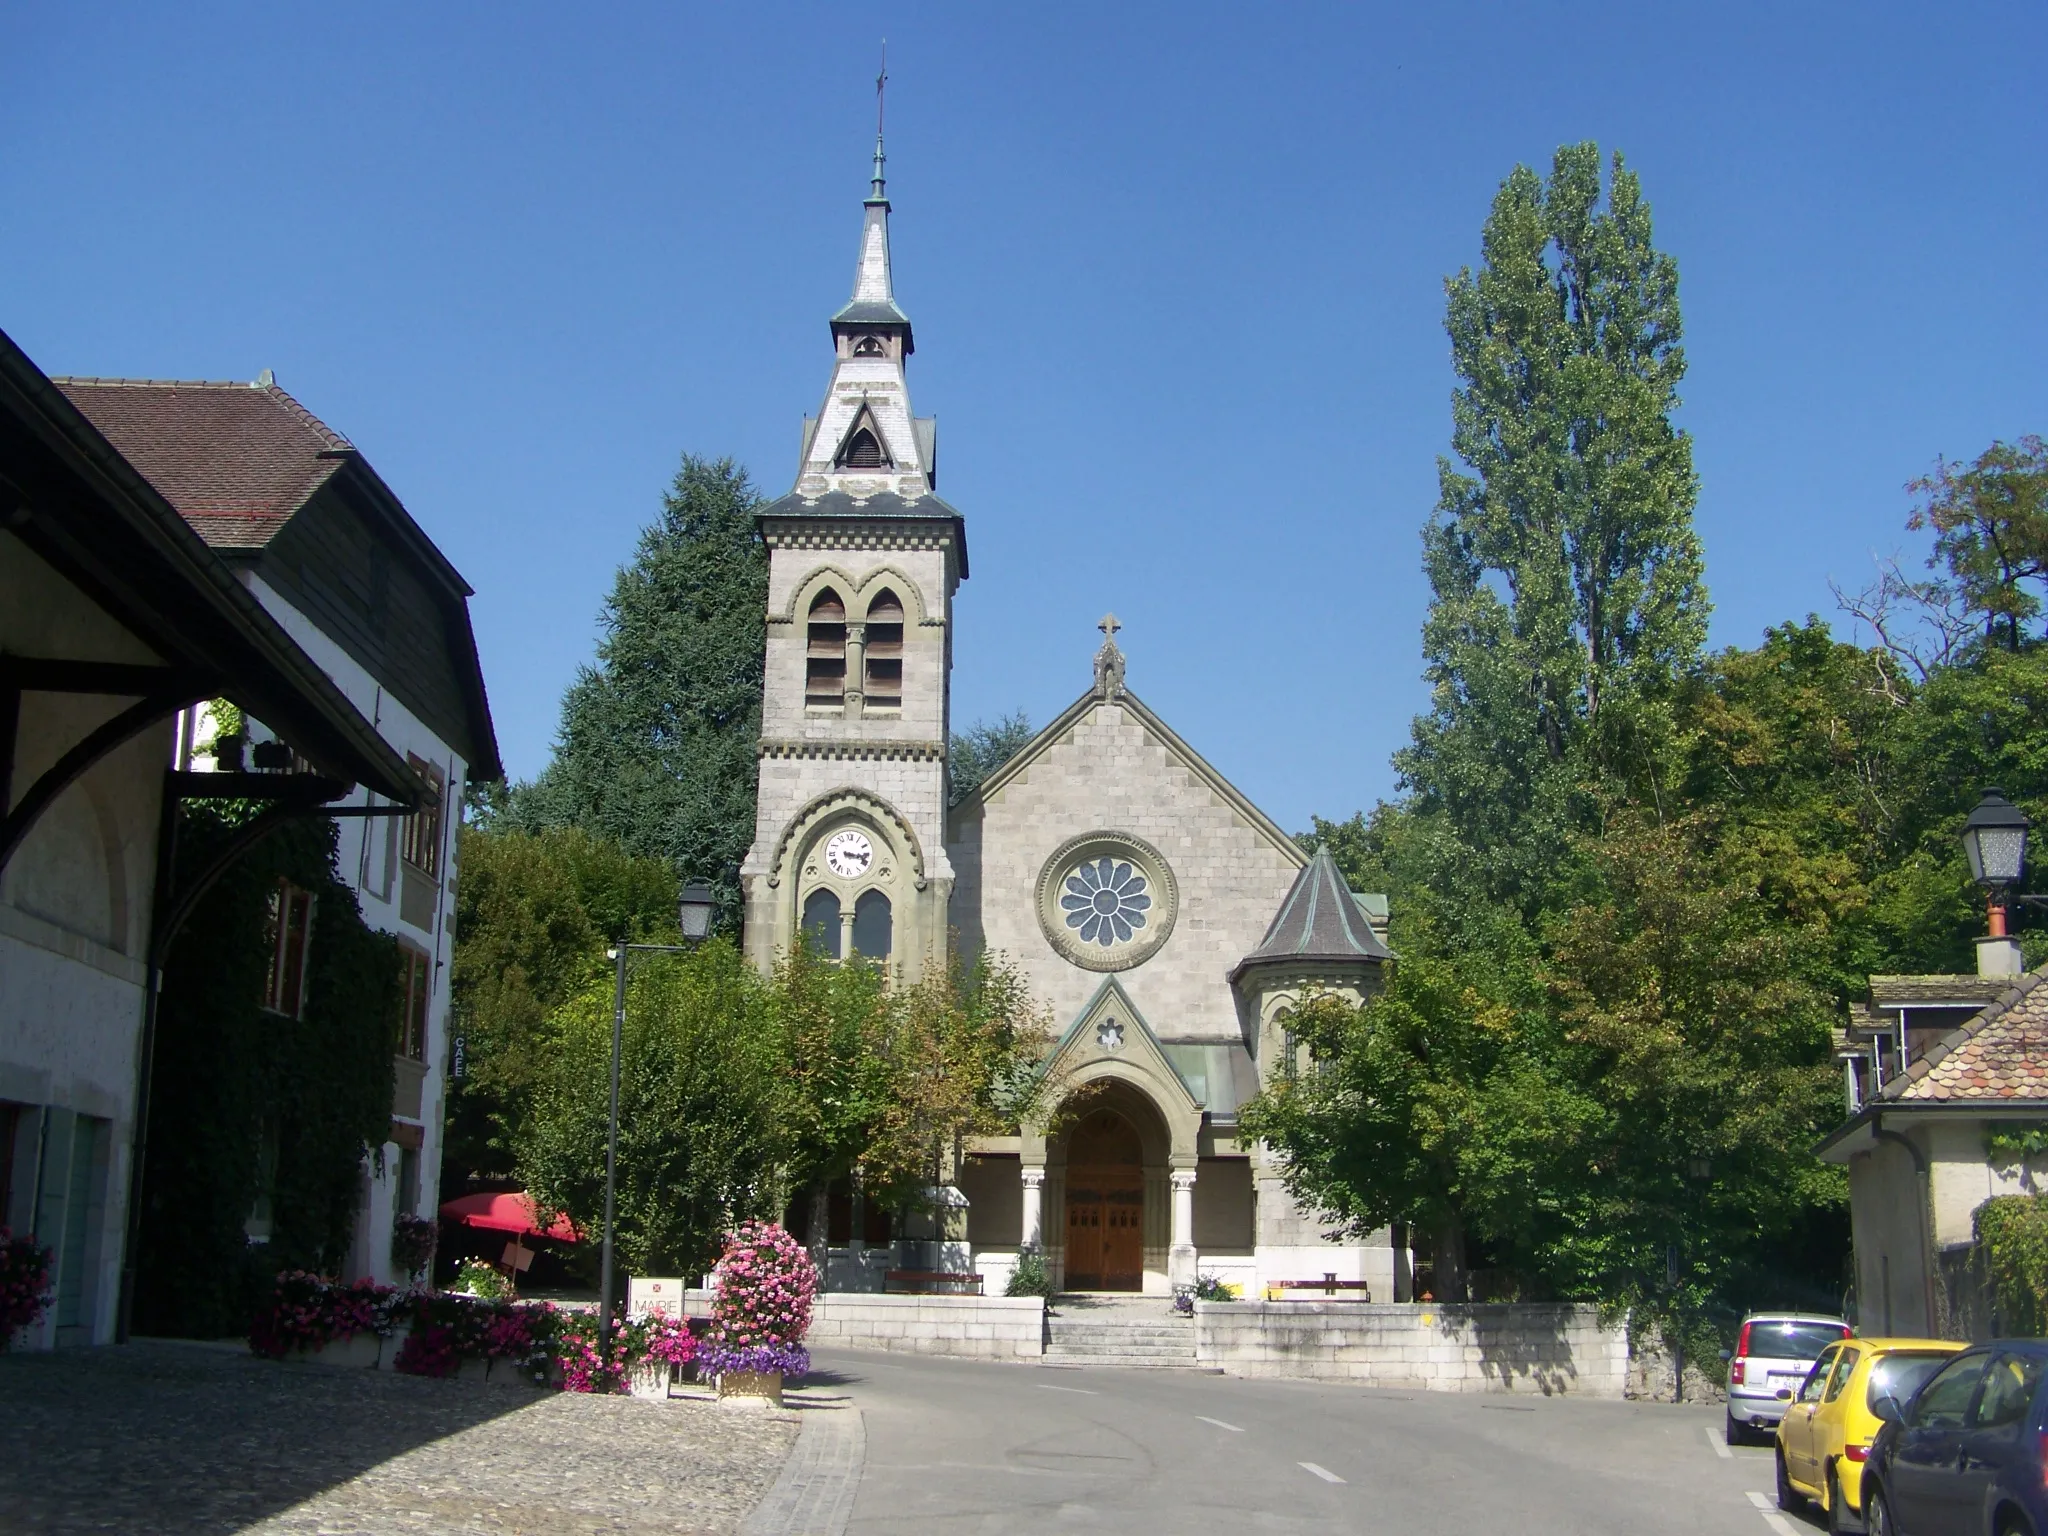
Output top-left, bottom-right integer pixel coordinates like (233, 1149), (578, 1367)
(741, 141), (1404, 1299)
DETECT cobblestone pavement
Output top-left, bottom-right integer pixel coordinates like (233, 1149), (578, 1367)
(0, 1341), (802, 1534)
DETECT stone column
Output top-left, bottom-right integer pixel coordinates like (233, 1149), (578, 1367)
(1021, 1166), (1045, 1250)
(1169, 1169), (1197, 1287)
(843, 622), (866, 719)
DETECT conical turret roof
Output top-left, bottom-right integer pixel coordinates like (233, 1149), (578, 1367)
(1230, 846), (1392, 982)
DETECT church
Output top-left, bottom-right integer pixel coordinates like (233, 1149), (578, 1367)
(739, 135), (1404, 1302)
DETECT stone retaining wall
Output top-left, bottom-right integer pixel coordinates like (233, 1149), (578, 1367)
(674, 1290), (1048, 1361)
(1192, 1301), (1629, 1396)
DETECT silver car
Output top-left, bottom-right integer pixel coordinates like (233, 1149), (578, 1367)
(1725, 1312), (1852, 1445)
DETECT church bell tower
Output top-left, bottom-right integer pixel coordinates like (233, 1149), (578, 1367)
(740, 128), (966, 982)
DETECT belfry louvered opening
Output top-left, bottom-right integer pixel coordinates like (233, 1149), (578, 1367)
(840, 428), (885, 469)
(805, 589), (847, 707)
(864, 588), (904, 710)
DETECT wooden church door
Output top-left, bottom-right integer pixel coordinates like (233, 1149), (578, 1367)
(1062, 1107), (1145, 1291)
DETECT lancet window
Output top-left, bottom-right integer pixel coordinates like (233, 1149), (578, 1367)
(852, 890), (892, 960)
(805, 589), (847, 707)
(863, 588), (904, 710)
(802, 888), (843, 959)
(841, 428), (884, 469)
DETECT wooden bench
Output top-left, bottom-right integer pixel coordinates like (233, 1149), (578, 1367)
(1263, 1275), (1371, 1301)
(884, 1269), (984, 1296)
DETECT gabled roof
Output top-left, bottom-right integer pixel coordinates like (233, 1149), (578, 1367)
(1883, 965), (2048, 1104)
(1230, 845), (1393, 982)
(962, 686), (1305, 867)
(0, 332), (418, 803)
(51, 376), (349, 547)
(54, 374), (502, 780)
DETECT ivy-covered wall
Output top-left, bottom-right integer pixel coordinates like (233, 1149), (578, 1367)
(134, 805), (399, 1339)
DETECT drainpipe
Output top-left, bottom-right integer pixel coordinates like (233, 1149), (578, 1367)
(1871, 1116), (1937, 1337)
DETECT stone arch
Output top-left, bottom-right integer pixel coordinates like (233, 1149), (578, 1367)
(1050, 1059), (1198, 1164)
(777, 563), (935, 628)
(766, 785), (927, 892)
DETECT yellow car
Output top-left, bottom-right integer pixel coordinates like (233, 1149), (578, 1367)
(1775, 1336), (1966, 1533)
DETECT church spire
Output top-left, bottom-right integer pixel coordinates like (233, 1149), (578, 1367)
(789, 94), (936, 505)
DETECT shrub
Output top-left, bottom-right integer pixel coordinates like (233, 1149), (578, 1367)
(1976, 1195), (2048, 1334)
(0, 1230), (54, 1342)
(1192, 1273), (1239, 1302)
(1005, 1249), (1055, 1299)
(393, 1322), (460, 1377)
(455, 1257), (512, 1301)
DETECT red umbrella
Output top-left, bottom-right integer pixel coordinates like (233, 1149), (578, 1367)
(439, 1191), (579, 1242)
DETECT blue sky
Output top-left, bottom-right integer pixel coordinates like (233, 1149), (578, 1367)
(6, 3), (2043, 830)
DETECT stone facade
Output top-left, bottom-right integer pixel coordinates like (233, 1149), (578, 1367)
(741, 150), (1402, 1303)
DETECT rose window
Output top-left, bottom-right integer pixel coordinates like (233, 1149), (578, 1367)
(1061, 858), (1153, 947)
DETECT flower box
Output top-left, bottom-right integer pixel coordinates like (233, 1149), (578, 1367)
(629, 1360), (673, 1400)
(297, 1331), (383, 1370)
(716, 1368), (782, 1406)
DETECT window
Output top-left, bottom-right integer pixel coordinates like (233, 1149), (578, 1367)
(397, 946), (431, 1061)
(1822, 1347), (1857, 1403)
(262, 879), (316, 1018)
(1868, 1351), (1954, 1416)
(805, 590), (847, 708)
(863, 589), (904, 709)
(841, 428), (884, 469)
(401, 757), (445, 878)
(1907, 1352), (1990, 1430)
(852, 890), (892, 960)
(852, 335), (886, 357)
(398, 1146), (421, 1219)
(802, 889), (843, 958)
(1972, 1352), (2046, 1430)
(1799, 1347), (1841, 1404)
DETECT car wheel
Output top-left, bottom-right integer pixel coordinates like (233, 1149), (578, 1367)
(1725, 1411), (1748, 1447)
(1864, 1483), (1893, 1536)
(1777, 1448), (1805, 1511)
(1825, 1465), (1857, 1536)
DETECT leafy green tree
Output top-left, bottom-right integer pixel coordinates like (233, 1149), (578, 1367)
(1908, 437), (2048, 652)
(518, 940), (792, 1277)
(949, 711), (1034, 805)
(444, 825), (680, 1184)
(513, 455), (767, 917)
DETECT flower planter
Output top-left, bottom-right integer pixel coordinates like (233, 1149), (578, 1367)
(486, 1357), (553, 1389)
(298, 1332), (382, 1370)
(629, 1360), (673, 1400)
(717, 1369), (783, 1407)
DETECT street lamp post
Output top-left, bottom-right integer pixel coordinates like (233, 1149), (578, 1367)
(597, 880), (718, 1369)
(1962, 789), (2039, 978)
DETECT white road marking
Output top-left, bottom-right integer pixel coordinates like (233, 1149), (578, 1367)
(1706, 1425), (1732, 1459)
(1037, 1383), (1098, 1395)
(1196, 1416), (1244, 1432)
(1742, 1490), (1801, 1535)
(1299, 1462), (1346, 1484)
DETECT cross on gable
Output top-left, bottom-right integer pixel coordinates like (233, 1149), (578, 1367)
(1098, 613), (1121, 640)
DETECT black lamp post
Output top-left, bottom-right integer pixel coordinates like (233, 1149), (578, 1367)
(1962, 788), (2032, 939)
(597, 877), (720, 1371)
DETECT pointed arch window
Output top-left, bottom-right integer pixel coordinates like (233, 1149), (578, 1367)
(864, 588), (904, 710)
(852, 335), (887, 358)
(802, 888), (843, 959)
(805, 589), (847, 708)
(852, 890), (892, 961)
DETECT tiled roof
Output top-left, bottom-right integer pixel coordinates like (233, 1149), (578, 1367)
(1231, 846), (1392, 980)
(1885, 966), (2048, 1103)
(1870, 974), (2012, 1008)
(52, 376), (351, 547)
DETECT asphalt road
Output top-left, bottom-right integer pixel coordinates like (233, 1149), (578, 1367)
(813, 1346), (1819, 1536)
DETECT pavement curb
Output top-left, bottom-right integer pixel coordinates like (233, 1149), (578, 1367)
(739, 1405), (864, 1536)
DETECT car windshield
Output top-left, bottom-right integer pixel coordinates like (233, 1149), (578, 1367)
(1868, 1353), (1953, 1414)
(1746, 1322), (1846, 1360)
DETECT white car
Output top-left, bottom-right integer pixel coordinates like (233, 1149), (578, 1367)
(1725, 1312), (1853, 1445)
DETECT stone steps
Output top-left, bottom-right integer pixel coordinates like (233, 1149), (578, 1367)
(1044, 1299), (1197, 1369)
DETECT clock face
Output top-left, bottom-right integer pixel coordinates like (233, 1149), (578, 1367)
(824, 829), (874, 879)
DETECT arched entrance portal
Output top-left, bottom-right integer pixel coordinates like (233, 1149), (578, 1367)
(1061, 1105), (1145, 1291)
